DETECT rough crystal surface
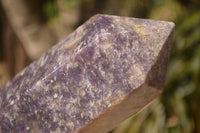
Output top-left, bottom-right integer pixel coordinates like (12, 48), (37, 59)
(0, 14), (174, 133)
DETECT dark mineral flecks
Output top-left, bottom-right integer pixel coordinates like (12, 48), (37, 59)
(0, 14), (174, 133)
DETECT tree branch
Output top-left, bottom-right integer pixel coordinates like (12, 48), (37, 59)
(1, 0), (56, 59)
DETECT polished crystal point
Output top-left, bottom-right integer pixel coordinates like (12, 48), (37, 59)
(0, 14), (174, 133)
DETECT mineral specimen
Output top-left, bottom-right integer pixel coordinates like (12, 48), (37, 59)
(0, 14), (174, 133)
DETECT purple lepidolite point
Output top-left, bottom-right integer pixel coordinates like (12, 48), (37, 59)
(0, 14), (174, 133)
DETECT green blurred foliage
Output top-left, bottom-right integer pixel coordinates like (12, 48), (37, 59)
(43, 0), (58, 20)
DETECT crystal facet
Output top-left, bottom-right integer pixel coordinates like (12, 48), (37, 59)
(0, 14), (174, 133)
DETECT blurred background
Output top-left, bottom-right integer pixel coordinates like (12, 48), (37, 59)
(0, 0), (199, 132)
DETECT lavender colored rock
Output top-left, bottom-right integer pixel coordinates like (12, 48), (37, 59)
(0, 14), (174, 133)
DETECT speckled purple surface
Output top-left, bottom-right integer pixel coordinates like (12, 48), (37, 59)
(0, 14), (174, 133)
